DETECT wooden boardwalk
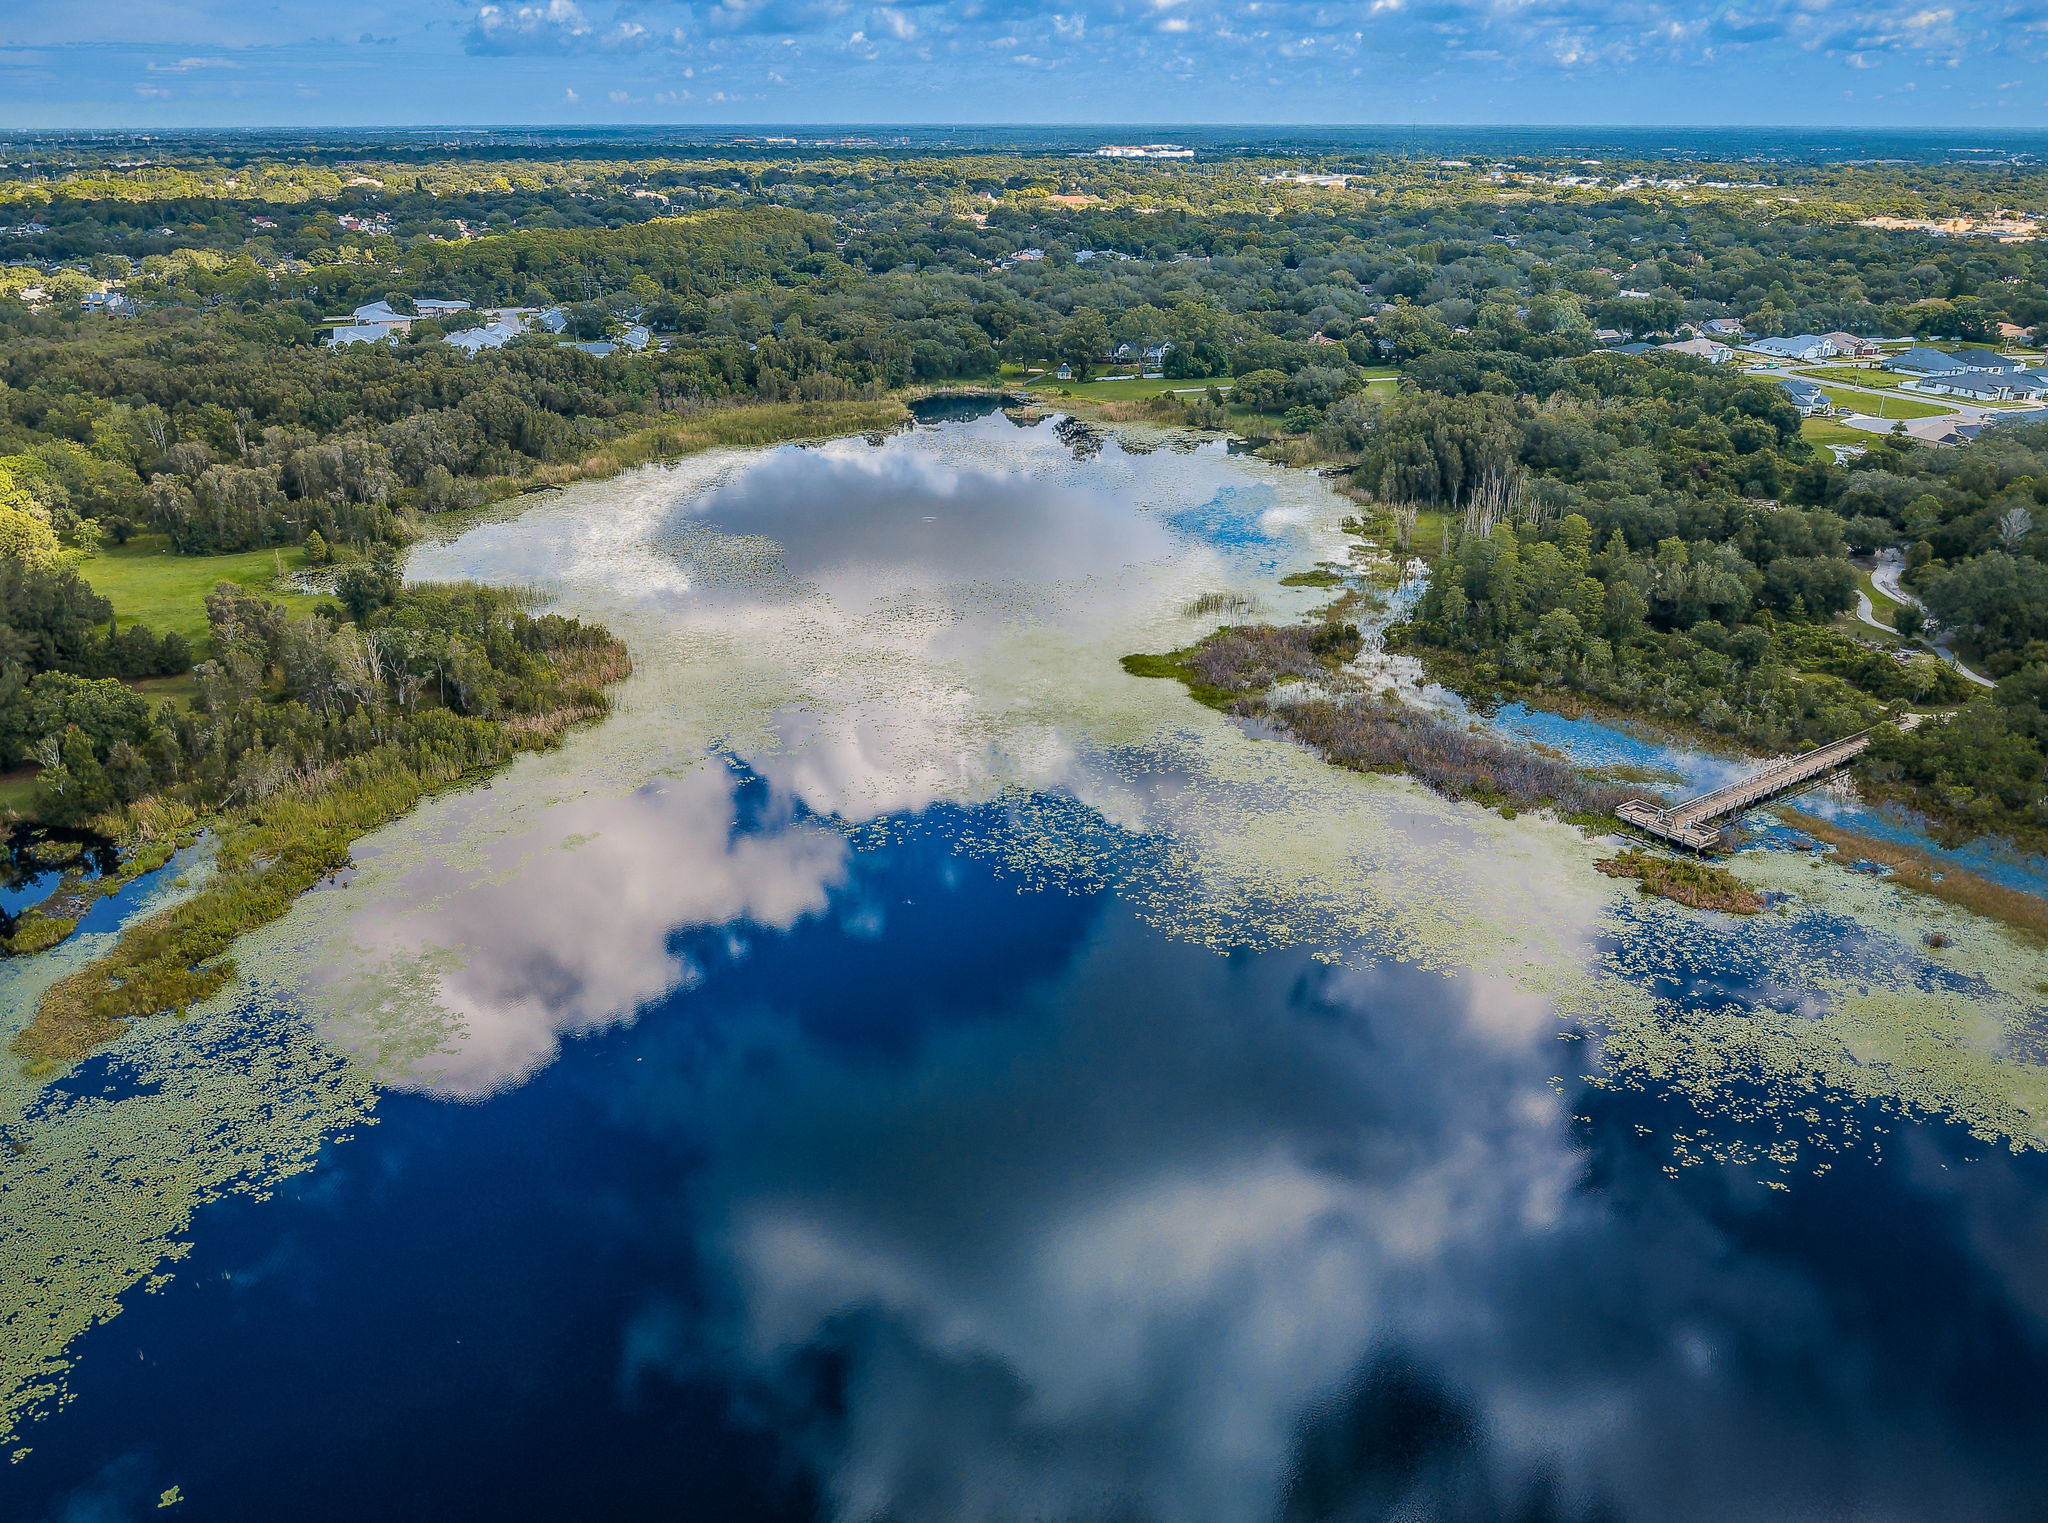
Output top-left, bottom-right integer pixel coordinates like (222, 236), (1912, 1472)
(1617, 731), (1873, 850)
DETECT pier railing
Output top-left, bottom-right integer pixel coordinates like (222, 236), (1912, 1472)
(1616, 730), (1873, 850)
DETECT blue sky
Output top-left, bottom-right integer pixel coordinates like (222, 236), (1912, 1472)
(2, 0), (2046, 128)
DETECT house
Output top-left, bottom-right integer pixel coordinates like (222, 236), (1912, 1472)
(536, 307), (570, 334)
(1821, 332), (1882, 358)
(1662, 337), (1733, 363)
(325, 323), (401, 347)
(1055, 363), (1073, 380)
(1746, 335), (1837, 362)
(444, 315), (527, 355)
(1888, 346), (1968, 375)
(1701, 318), (1745, 338)
(1610, 342), (1656, 356)
(81, 290), (136, 316)
(1902, 372), (2029, 401)
(1774, 377), (1830, 415)
(347, 300), (415, 329)
(1950, 349), (2025, 373)
(1593, 328), (1626, 344)
(617, 324), (653, 351)
(415, 298), (472, 316)
(571, 341), (618, 358)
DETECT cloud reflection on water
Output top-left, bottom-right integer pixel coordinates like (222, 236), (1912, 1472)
(636, 912), (2038, 1523)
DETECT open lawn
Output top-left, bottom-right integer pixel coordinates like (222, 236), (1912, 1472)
(1800, 417), (1875, 449)
(1812, 385), (1951, 419)
(1024, 372), (1235, 400)
(1025, 368), (1400, 405)
(0, 770), (36, 819)
(70, 537), (319, 652)
(1856, 566), (1906, 627)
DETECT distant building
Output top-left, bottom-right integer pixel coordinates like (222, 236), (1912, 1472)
(1774, 377), (1831, 414)
(325, 323), (400, 347)
(1821, 332), (1882, 358)
(1746, 335), (1837, 362)
(1888, 346), (1969, 375)
(1662, 337), (1734, 363)
(347, 300), (415, 328)
(1901, 372), (2030, 401)
(1950, 349), (2025, 373)
(445, 315), (526, 354)
(1093, 144), (1194, 159)
(415, 298), (472, 315)
(81, 290), (136, 316)
(1701, 318), (1745, 338)
(1610, 342), (1656, 356)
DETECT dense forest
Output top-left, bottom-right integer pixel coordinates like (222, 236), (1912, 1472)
(2, 131), (2045, 990)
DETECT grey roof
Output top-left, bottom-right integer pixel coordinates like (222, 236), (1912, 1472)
(1750, 334), (1832, 356)
(1611, 341), (1655, 355)
(1922, 373), (2016, 396)
(350, 300), (411, 324)
(326, 323), (399, 347)
(445, 317), (525, 354)
(1951, 348), (2024, 372)
(1888, 346), (1967, 374)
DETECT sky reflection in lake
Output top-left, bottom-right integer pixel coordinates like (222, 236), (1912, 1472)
(6, 409), (2048, 1521)
(7, 805), (2048, 1523)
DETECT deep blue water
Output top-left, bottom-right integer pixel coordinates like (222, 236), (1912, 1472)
(6, 790), (2048, 1523)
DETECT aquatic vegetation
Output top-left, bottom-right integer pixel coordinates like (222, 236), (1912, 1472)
(1596, 847), (1764, 914)
(1782, 812), (2048, 943)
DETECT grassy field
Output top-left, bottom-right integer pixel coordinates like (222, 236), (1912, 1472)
(1800, 417), (1877, 449)
(1856, 567), (1905, 627)
(71, 537), (318, 651)
(1023, 367), (1400, 404)
(1023, 372), (1235, 400)
(0, 770), (36, 818)
(1811, 384), (1951, 419)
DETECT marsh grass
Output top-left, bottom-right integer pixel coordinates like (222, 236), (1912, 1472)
(1597, 848), (1765, 914)
(1182, 591), (1260, 618)
(14, 632), (633, 1072)
(1783, 812), (2048, 943)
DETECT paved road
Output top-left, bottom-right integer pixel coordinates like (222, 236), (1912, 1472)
(1865, 556), (1998, 688)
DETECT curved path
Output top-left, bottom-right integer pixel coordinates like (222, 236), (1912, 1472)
(1863, 560), (1998, 689)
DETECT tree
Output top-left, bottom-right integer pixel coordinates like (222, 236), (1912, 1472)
(1057, 311), (1111, 380)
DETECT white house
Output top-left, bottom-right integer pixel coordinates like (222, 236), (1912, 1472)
(1745, 335), (1837, 362)
(325, 323), (401, 347)
(1701, 318), (1745, 338)
(1821, 332), (1882, 358)
(444, 315), (527, 354)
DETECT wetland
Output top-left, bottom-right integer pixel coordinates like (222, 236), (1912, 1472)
(3, 402), (2047, 1522)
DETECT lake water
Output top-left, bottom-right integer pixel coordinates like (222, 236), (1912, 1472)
(3, 407), (2047, 1522)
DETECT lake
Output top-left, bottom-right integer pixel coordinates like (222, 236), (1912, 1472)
(3, 404), (2046, 1522)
